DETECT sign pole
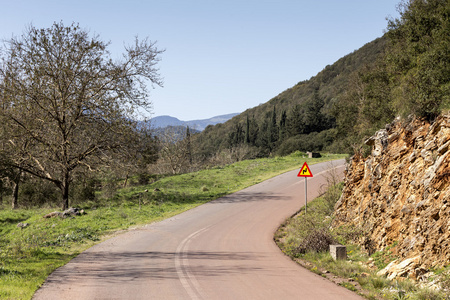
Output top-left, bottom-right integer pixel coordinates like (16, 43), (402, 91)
(305, 177), (307, 214)
(297, 162), (313, 215)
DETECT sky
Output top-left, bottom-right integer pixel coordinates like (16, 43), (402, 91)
(0, 0), (401, 121)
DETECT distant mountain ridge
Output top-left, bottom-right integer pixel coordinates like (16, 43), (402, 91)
(151, 113), (239, 131)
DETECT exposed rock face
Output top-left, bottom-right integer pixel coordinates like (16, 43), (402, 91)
(334, 114), (450, 278)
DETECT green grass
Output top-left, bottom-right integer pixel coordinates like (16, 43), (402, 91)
(0, 152), (345, 300)
(275, 181), (450, 300)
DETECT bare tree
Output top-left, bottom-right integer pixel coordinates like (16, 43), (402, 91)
(107, 121), (159, 188)
(0, 22), (163, 209)
(0, 165), (21, 209)
(0, 119), (32, 208)
(155, 126), (192, 175)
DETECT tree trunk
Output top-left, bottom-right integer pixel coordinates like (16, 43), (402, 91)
(62, 172), (70, 210)
(0, 180), (3, 207)
(12, 180), (19, 209)
(11, 172), (22, 209)
(123, 173), (129, 188)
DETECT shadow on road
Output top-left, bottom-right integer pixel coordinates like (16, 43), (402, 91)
(44, 249), (270, 285)
(210, 192), (289, 204)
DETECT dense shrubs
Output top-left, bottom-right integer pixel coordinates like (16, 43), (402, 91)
(296, 228), (337, 254)
(18, 180), (59, 208)
(276, 129), (338, 156)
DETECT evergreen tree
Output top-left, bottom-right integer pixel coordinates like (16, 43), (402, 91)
(269, 106), (279, 148)
(287, 105), (305, 136)
(279, 110), (287, 141)
(228, 123), (245, 149)
(256, 118), (270, 155)
(245, 115), (259, 146)
(304, 91), (325, 133)
(386, 0), (450, 119)
(186, 126), (192, 164)
(245, 115), (250, 144)
(359, 62), (395, 134)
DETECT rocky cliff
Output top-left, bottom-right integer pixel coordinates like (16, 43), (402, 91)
(334, 114), (450, 280)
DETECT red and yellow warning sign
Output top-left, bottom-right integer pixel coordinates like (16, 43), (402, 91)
(297, 162), (313, 177)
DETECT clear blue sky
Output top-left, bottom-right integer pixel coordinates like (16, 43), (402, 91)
(0, 0), (400, 121)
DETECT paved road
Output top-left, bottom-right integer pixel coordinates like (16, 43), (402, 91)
(33, 159), (363, 300)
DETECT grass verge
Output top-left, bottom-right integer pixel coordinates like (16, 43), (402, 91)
(0, 152), (344, 300)
(275, 179), (450, 300)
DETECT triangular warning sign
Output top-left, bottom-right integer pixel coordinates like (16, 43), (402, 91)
(297, 162), (313, 177)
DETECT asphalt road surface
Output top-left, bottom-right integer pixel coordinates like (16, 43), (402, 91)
(33, 159), (363, 300)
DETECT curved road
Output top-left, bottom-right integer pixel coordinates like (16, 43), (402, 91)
(33, 159), (362, 300)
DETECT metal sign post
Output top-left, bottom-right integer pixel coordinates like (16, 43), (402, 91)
(305, 177), (307, 214)
(297, 162), (313, 214)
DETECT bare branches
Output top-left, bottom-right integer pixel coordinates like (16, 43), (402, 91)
(0, 22), (163, 209)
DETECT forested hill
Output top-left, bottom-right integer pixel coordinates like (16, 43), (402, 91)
(191, 0), (449, 163)
(192, 36), (388, 159)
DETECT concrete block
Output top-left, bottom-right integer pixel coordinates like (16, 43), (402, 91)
(330, 244), (347, 260)
(307, 152), (321, 158)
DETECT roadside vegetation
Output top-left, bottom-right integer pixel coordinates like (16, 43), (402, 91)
(0, 152), (343, 300)
(0, 1), (448, 299)
(275, 172), (450, 300)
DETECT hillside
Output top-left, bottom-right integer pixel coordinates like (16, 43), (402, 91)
(191, 0), (449, 162)
(192, 36), (388, 159)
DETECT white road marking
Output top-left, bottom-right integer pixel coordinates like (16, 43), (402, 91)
(174, 161), (346, 299)
(175, 226), (210, 300)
